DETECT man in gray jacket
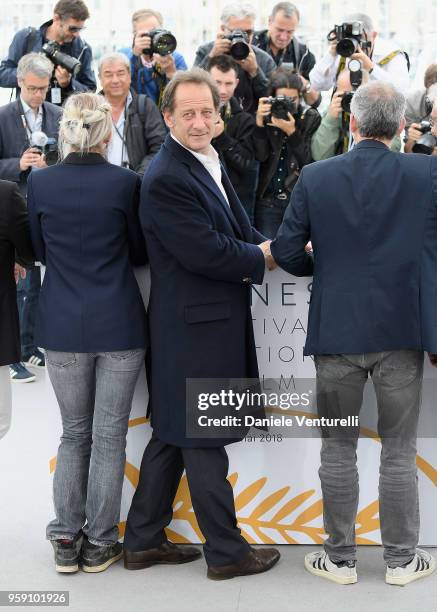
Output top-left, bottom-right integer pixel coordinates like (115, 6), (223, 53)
(194, 3), (276, 115)
(99, 52), (166, 177)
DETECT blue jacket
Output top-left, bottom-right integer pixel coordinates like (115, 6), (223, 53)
(141, 134), (266, 447)
(271, 139), (437, 355)
(119, 47), (187, 104)
(0, 21), (96, 96)
(27, 153), (147, 352)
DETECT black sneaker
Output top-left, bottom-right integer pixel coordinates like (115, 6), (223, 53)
(81, 540), (123, 573)
(50, 533), (83, 573)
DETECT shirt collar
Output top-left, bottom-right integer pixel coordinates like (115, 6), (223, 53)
(20, 97), (43, 117)
(170, 133), (219, 166)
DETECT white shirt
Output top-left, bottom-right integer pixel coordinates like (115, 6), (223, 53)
(20, 97), (43, 136)
(309, 37), (410, 93)
(107, 91), (132, 167)
(170, 133), (230, 206)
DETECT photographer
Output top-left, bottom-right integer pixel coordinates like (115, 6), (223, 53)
(252, 67), (320, 238)
(405, 67), (437, 154)
(252, 2), (320, 107)
(206, 55), (256, 218)
(99, 53), (166, 177)
(0, 0), (96, 105)
(309, 13), (409, 94)
(0, 53), (62, 383)
(194, 2), (276, 115)
(119, 9), (187, 106)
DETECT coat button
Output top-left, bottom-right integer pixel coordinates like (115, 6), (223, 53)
(243, 277), (252, 284)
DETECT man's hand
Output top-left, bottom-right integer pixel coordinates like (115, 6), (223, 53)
(213, 115), (225, 138)
(133, 32), (152, 57)
(235, 48), (258, 77)
(328, 39), (337, 57)
(328, 90), (344, 119)
(305, 241), (313, 253)
(154, 53), (176, 78)
(19, 148), (44, 171)
(258, 240), (277, 270)
(209, 32), (231, 58)
(54, 65), (71, 88)
(14, 264), (26, 284)
(256, 97), (271, 128)
(407, 123), (424, 143)
(428, 353), (437, 367)
(269, 112), (296, 136)
(350, 46), (374, 72)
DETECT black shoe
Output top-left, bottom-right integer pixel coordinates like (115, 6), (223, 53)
(81, 540), (123, 573)
(50, 533), (83, 573)
(124, 541), (202, 570)
(207, 547), (280, 580)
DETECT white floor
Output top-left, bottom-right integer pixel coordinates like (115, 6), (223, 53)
(1, 368), (437, 612)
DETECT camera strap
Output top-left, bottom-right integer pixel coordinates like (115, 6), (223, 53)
(378, 50), (410, 71)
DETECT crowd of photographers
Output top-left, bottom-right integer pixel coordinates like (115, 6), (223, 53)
(0, 0), (435, 383)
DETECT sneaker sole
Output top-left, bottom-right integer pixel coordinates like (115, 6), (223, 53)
(386, 560), (436, 586)
(304, 556), (357, 585)
(55, 563), (79, 573)
(81, 552), (123, 573)
(10, 376), (36, 383)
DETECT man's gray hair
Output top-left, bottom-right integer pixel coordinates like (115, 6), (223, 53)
(161, 68), (220, 114)
(98, 52), (131, 76)
(220, 3), (256, 26)
(271, 2), (300, 21)
(350, 82), (406, 140)
(344, 13), (374, 34)
(17, 53), (53, 81)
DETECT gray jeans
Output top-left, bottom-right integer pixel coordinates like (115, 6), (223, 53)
(315, 350), (424, 567)
(46, 349), (145, 546)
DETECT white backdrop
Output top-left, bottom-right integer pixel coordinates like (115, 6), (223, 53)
(47, 267), (437, 545)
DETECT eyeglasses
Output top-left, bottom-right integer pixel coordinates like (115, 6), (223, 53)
(22, 84), (49, 94)
(63, 24), (85, 33)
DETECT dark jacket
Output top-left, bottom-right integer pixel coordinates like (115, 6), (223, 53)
(211, 96), (255, 200)
(27, 153), (147, 352)
(0, 180), (34, 366)
(0, 20), (96, 102)
(0, 99), (62, 196)
(271, 140), (437, 355)
(140, 134), (266, 447)
(194, 42), (276, 114)
(122, 91), (166, 177)
(253, 106), (321, 199)
(252, 30), (316, 79)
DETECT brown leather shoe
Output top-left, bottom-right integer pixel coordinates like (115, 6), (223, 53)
(124, 541), (202, 570)
(207, 547), (280, 580)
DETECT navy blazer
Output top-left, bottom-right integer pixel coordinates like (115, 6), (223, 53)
(271, 139), (437, 355)
(141, 134), (266, 448)
(27, 153), (147, 352)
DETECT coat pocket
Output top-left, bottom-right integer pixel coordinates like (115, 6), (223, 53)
(184, 302), (231, 324)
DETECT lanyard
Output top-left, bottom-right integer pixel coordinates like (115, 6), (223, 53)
(112, 101), (129, 167)
(18, 99), (40, 146)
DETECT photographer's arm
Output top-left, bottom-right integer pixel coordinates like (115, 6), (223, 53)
(0, 30), (28, 88)
(308, 52), (338, 92)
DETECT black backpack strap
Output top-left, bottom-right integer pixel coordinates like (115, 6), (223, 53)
(25, 27), (39, 54)
(137, 94), (147, 125)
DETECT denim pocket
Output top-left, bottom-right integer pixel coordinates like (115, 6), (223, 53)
(106, 350), (140, 360)
(45, 351), (77, 367)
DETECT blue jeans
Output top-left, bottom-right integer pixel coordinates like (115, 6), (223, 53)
(315, 350), (423, 567)
(46, 349), (146, 546)
(16, 266), (41, 356)
(255, 195), (291, 239)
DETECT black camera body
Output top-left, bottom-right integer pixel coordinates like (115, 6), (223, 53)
(41, 41), (81, 76)
(225, 30), (250, 61)
(339, 58), (363, 113)
(265, 95), (297, 123)
(328, 21), (372, 58)
(140, 29), (177, 56)
(412, 120), (437, 154)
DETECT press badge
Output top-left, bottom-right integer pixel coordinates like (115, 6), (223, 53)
(51, 87), (62, 104)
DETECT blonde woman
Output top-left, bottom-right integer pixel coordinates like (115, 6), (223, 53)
(27, 93), (147, 573)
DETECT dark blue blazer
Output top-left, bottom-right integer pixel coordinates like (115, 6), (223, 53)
(141, 134), (266, 448)
(271, 139), (437, 355)
(27, 153), (147, 352)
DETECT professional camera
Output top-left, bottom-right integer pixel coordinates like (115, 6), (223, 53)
(30, 131), (58, 165)
(41, 41), (81, 76)
(412, 121), (437, 155)
(225, 30), (250, 61)
(265, 95), (297, 124)
(340, 58), (363, 113)
(327, 21), (372, 58)
(140, 29), (177, 56)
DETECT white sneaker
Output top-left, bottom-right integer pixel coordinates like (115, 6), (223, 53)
(386, 549), (436, 586)
(304, 551), (357, 585)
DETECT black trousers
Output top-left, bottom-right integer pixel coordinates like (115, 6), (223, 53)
(124, 436), (250, 567)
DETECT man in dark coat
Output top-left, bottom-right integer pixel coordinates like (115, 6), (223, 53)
(0, 180), (34, 439)
(123, 68), (280, 580)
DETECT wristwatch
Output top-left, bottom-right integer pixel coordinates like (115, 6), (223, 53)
(304, 82), (312, 94)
